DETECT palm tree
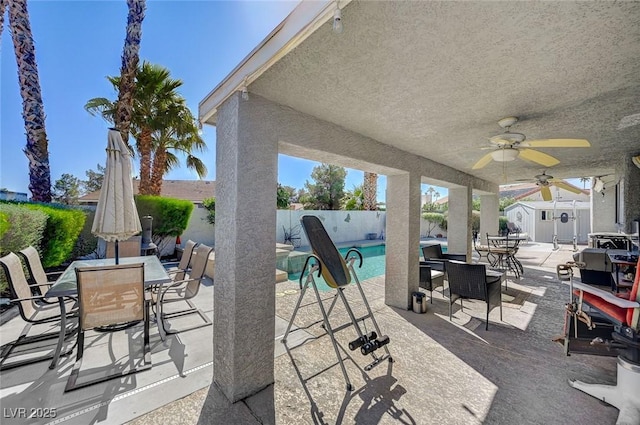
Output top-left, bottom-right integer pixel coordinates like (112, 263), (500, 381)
(86, 62), (206, 195)
(115, 0), (146, 144)
(5, 0), (51, 202)
(363, 172), (378, 210)
(149, 101), (207, 194)
(579, 177), (590, 189)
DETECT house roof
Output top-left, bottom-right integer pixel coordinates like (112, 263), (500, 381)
(78, 180), (216, 204)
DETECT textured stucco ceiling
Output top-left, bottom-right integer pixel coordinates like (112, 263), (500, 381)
(249, 1), (640, 185)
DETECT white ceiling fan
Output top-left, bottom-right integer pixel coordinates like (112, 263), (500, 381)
(517, 171), (583, 201)
(472, 117), (591, 170)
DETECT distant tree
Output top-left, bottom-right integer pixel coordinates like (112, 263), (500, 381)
(422, 212), (446, 237)
(52, 174), (81, 205)
(280, 185), (297, 203)
(277, 184), (290, 209)
(579, 177), (590, 189)
(499, 197), (516, 212)
(295, 188), (308, 204)
(202, 197), (215, 226)
(342, 184), (364, 210)
(83, 164), (105, 193)
(472, 198), (481, 211)
(302, 163), (346, 210)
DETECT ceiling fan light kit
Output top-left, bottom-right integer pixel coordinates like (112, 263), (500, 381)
(490, 149), (519, 162)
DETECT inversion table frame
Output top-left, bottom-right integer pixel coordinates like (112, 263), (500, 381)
(282, 215), (392, 391)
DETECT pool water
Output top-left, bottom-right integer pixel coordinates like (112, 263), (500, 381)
(288, 243), (447, 292)
(288, 245), (386, 292)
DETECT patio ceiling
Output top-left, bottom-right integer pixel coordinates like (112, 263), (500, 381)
(213, 1), (640, 186)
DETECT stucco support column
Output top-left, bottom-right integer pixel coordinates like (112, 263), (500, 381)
(479, 194), (499, 245)
(385, 173), (421, 309)
(618, 155), (640, 234)
(448, 186), (472, 260)
(590, 177), (617, 233)
(213, 93), (277, 412)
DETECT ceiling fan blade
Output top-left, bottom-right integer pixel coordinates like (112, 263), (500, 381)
(518, 148), (560, 167)
(552, 181), (583, 194)
(525, 138), (591, 148)
(541, 186), (552, 201)
(472, 152), (494, 169)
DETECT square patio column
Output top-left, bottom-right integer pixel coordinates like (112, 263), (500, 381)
(448, 186), (472, 260)
(213, 93), (277, 406)
(385, 173), (420, 309)
(479, 194), (499, 244)
(590, 177), (617, 233)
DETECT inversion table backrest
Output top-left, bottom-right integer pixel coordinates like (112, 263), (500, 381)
(300, 215), (350, 288)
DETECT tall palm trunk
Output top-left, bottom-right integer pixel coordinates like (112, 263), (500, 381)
(1, 0), (6, 35)
(149, 146), (166, 195)
(115, 0), (145, 143)
(363, 172), (378, 211)
(137, 127), (153, 194)
(7, 0), (51, 202)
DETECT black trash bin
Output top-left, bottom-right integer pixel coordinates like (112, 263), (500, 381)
(412, 291), (427, 314)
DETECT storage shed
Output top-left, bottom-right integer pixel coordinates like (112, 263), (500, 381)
(504, 200), (591, 244)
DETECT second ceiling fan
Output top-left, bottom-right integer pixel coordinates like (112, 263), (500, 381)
(472, 117), (591, 170)
(517, 171), (584, 201)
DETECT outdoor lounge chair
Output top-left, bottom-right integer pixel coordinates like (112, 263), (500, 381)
(0, 252), (78, 371)
(18, 246), (63, 302)
(65, 263), (150, 392)
(557, 258), (640, 424)
(445, 261), (503, 330)
(162, 239), (197, 281)
(419, 262), (445, 303)
(421, 243), (467, 272)
(154, 244), (213, 339)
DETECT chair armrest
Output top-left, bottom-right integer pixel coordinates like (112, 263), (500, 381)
(572, 281), (640, 309)
(421, 259), (446, 272)
(444, 253), (467, 262)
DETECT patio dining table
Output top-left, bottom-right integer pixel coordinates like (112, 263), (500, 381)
(487, 235), (527, 278)
(45, 256), (171, 369)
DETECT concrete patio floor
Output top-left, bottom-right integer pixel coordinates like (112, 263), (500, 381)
(0, 242), (620, 424)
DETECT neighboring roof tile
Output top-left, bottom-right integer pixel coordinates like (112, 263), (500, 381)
(79, 179), (216, 204)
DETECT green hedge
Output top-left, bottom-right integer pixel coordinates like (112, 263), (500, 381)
(0, 203), (48, 256)
(135, 195), (193, 237)
(499, 216), (509, 235)
(20, 203), (86, 268)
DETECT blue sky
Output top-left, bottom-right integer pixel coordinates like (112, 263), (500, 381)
(1, 0), (401, 201)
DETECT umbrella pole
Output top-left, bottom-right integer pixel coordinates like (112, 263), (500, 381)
(115, 240), (119, 265)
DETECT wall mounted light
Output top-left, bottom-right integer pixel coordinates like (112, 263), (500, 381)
(333, 8), (343, 33)
(241, 86), (249, 101)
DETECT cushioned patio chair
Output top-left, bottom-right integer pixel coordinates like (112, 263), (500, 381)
(155, 244), (213, 339)
(65, 262), (150, 392)
(419, 262), (445, 303)
(162, 239), (197, 282)
(421, 243), (467, 272)
(445, 261), (503, 330)
(0, 252), (78, 371)
(18, 246), (63, 302)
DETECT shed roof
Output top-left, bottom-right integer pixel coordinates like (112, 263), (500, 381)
(78, 180), (216, 204)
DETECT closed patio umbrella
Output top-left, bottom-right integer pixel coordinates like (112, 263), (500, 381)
(92, 128), (141, 264)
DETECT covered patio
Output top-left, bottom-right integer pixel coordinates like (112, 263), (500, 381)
(198, 0), (640, 422)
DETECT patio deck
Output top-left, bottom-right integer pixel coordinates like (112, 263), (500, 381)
(0, 243), (619, 424)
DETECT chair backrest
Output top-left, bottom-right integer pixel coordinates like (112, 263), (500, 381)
(0, 252), (39, 321)
(106, 236), (142, 259)
(181, 244), (213, 300)
(174, 240), (198, 281)
(446, 261), (488, 301)
(75, 263), (145, 330)
(18, 246), (48, 286)
(422, 244), (444, 260)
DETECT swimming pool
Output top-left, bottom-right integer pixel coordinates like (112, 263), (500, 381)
(288, 245), (386, 291)
(288, 243), (447, 292)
